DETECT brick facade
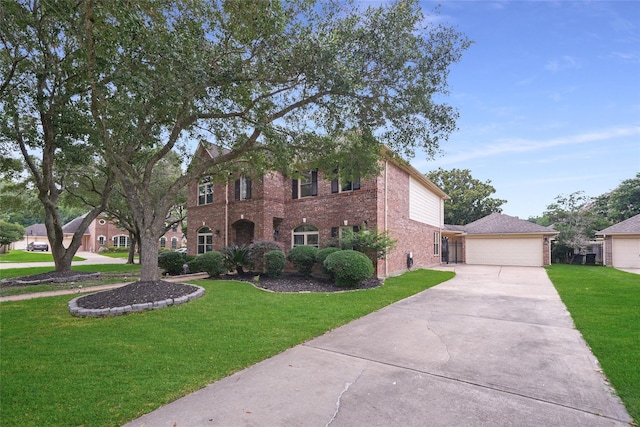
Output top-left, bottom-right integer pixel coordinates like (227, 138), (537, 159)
(187, 152), (446, 278)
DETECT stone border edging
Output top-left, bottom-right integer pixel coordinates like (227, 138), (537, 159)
(2, 272), (101, 286)
(68, 285), (205, 317)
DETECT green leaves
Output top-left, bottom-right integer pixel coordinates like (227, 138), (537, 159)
(426, 168), (507, 225)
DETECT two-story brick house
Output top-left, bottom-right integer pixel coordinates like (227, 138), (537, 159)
(187, 144), (448, 278)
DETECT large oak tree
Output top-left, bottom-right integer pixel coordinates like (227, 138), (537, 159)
(5, 0), (470, 281)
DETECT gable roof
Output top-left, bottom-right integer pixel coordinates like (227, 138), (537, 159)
(445, 213), (558, 235)
(597, 213), (640, 235)
(25, 224), (47, 237)
(62, 214), (90, 234)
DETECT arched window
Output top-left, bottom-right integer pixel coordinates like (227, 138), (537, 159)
(160, 237), (166, 248)
(292, 224), (319, 248)
(98, 235), (106, 246)
(197, 227), (213, 254)
(171, 237), (178, 250)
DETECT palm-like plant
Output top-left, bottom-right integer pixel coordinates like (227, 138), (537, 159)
(221, 244), (252, 275)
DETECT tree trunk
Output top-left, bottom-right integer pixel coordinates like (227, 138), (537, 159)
(139, 232), (160, 281)
(127, 232), (136, 264)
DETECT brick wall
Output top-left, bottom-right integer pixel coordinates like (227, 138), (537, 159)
(186, 161), (444, 277)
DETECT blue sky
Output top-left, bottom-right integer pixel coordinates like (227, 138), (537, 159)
(409, 0), (640, 219)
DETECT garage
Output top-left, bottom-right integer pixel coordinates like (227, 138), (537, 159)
(597, 214), (640, 269)
(445, 213), (559, 267)
(611, 238), (640, 268)
(466, 237), (543, 266)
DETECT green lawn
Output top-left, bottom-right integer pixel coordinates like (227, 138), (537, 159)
(546, 265), (640, 423)
(0, 268), (454, 426)
(0, 250), (85, 263)
(0, 264), (142, 297)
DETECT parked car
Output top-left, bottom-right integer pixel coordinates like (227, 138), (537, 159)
(175, 248), (188, 254)
(27, 242), (49, 251)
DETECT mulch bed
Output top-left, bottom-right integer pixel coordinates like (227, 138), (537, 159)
(4, 270), (382, 310)
(76, 280), (199, 309)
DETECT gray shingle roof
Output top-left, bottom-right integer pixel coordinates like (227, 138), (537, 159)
(24, 224), (47, 236)
(597, 213), (640, 235)
(62, 214), (90, 234)
(449, 212), (558, 235)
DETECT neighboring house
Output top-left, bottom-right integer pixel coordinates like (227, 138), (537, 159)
(442, 213), (559, 266)
(596, 213), (640, 269)
(187, 144), (449, 278)
(15, 215), (186, 252)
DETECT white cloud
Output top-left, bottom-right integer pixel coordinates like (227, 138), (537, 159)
(545, 55), (581, 72)
(431, 126), (640, 165)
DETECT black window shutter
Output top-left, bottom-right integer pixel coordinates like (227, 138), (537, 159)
(234, 179), (240, 200)
(331, 227), (339, 238)
(246, 178), (251, 199)
(311, 170), (318, 196)
(292, 179), (298, 199)
(353, 177), (361, 190)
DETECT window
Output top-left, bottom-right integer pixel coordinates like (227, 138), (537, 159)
(331, 225), (360, 239)
(235, 176), (252, 200)
(292, 170), (318, 199)
(292, 224), (319, 248)
(98, 219), (106, 225)
(197, 227), (213, 254)
(331, 170), (361, 193)
(434, 231), (440, 255)
(160, 237), (166, 248)
(113, 235), (130, 247)
(198, 176), (214, 205)
(171, 237), (178, 250)
(171, 223), (178, 232)
(98, 235), (106, 246)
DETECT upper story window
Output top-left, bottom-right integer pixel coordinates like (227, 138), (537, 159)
(98, 219), (106, 225)
(198, 176), (214, 205)
(235, 176), (252, 200)
(292, 170), (317, 199)
(292, 224), (319, 248)
(331, 170), (361, 193)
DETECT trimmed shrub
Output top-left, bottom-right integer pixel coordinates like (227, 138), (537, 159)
(286, 245), (319, 276)
(316, 247), (341, 275)
(265, 250), (286, 278)
(195, 251), (226, 277)
(324, 250), (374, 287)
(248, 240), (283, 272)
(158, 250), (186, 276)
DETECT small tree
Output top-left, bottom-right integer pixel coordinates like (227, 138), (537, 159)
(339, 228), (397, 268)
(0, 220), (24, 252)
(222, 244), (252, 275)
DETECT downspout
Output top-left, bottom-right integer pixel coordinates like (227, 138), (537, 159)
(384, 160), (388, 277)
(225, 181), (229, 247)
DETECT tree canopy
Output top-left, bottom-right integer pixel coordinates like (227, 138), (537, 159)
(425, 168), (506, 225)
(2, 0), (470, 280)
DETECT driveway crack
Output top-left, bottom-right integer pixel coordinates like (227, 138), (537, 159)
(325, 369), (365, 426)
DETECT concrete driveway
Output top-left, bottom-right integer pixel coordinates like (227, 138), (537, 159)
(124, 265), (632, 427)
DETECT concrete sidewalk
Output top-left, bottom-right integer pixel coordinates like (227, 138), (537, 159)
(0, 251), (128, 270)
(124, 265), (632, 427)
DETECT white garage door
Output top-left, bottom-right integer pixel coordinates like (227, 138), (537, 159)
(612, 238), (640, 268)
(466, 238), (543, 266)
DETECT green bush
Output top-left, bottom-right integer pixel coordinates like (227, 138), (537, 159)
(248, 240), (283, 272)
(286, 245), (318, 276)
(324, 250), (374, 287)
(158, 251), (186, 276)
(195, 251), (226, 277)
(265, 250), (286, 278)
(221, 244), (252, 274)
(316, 247), (341, 275)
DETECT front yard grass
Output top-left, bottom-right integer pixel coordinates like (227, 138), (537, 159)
(0, 250), (85, 263)
(0, 268), (454, 427)
(0, 264), (142, 297)
(546, 265), (639, 423)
